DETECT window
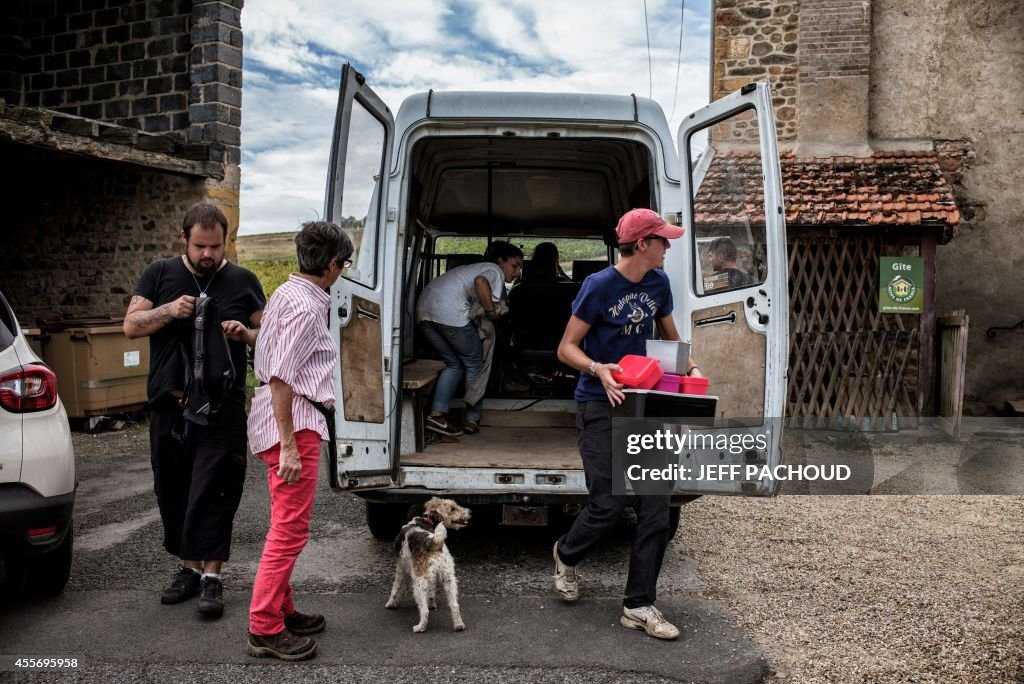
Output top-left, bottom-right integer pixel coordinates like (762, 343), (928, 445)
(687, 107), (767, 296)
(339, 99), (386, 288)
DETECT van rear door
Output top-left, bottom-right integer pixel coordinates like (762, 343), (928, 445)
(673, 81), (788, 495)
(325, 64), (397, 490)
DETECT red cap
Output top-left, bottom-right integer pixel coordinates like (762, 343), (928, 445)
(615, 208), (684, 245)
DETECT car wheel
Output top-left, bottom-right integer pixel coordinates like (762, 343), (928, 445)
(1, 554), (29, 597)
(365, 502), (409, 541)
(28, 527), (73, 595)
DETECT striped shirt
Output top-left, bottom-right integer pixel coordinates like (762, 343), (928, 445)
(247, 274), (336, 455)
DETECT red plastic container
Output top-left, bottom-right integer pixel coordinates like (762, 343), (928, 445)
(652, 372), (683, 393)
(679, 375), (710, 395)
(612, 355), (664, 389)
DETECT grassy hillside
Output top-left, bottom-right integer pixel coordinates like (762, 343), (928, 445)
(236, 231), (295, 262)
(237, 231), (610, 296)
(237, 232), (299, 296)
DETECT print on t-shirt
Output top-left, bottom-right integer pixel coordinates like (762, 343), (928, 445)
(608, 291), (661, 337)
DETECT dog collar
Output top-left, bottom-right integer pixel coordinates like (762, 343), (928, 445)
(414, 516), (437, 529)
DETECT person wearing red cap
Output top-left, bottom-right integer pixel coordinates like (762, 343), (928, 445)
(552, 207), (702, 640)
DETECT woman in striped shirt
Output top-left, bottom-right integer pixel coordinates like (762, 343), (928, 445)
(246, 221), (353, 662)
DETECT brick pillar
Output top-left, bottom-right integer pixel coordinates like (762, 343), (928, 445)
(189, 0), (243, 255)
(795, 0), (873, 157)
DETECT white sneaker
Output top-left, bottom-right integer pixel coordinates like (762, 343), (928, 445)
(620, 605), (680, 640)
(552, 542), (579, 602)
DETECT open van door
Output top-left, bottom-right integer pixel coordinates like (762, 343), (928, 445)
(324, 64), (397, 490)
(673, 80), (788, 495)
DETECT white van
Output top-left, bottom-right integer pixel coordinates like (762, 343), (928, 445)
(324, 65), (788, 538)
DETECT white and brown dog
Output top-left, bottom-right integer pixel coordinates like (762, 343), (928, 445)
(385, 497), (471, 632)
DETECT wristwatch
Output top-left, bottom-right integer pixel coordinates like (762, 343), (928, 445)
(587, 360), (598, 376)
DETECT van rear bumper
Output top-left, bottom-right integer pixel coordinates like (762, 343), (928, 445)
(355, 490), (696, 507)
(0, 483), (75, 556)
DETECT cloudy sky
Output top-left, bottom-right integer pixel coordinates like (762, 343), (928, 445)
(238, 0), (712, 235)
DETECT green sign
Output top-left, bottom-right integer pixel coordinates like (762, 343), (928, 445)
(879, 257), (924, 314)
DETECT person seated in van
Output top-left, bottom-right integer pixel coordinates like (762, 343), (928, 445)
(415, 241), (524, 437)
(709, 237), (756, 288)
(521, 242), (571, 284)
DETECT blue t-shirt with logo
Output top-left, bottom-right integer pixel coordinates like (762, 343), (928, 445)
(572, 266), (674, 402)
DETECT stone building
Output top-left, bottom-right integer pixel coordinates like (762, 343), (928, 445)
(711, 0), (1023, 421)
(0, 0), (244, 324)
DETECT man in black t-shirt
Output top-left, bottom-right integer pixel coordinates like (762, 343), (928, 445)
(124, 202), (265, 619)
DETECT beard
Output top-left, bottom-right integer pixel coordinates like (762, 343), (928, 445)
(186, 254), (218, 278)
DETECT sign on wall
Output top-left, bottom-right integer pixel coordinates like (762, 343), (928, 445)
(879, 257), (924, 314)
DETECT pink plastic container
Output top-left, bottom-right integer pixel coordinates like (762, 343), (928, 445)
(652, 373), (683, 393)
(612, 355), (664, 389)
(679, 376), (710, 395)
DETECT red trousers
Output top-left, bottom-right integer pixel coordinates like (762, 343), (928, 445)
(248, 429), (321, 635)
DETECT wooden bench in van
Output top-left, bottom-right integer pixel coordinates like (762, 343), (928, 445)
(402, 359), (445, 452)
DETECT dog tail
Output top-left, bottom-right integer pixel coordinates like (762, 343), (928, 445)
(431, 522), (447, 551)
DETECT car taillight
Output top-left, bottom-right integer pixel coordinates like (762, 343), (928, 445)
(0, 364), (58, 412)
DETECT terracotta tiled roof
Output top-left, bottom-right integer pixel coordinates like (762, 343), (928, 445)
(694, 150), (960, 229)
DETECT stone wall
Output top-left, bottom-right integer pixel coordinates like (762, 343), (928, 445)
(871, 0), (1024, 410)
(712, 0), (798, 142)
(0, 144), (208, 322)
(0, 0), (246, 324)
(0, 0), (243, 163)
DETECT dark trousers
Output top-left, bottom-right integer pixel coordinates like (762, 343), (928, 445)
(149, 396), (247, 561)
(557, 400), (672, 609)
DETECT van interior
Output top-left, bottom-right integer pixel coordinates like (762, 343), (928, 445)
(398, 135), (656, 471)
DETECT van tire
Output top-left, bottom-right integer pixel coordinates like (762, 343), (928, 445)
(366, 502), (409, 540)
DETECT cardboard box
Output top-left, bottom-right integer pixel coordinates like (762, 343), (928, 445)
(40, 320), (149, 417)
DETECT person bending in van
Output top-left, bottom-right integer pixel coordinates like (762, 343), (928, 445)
(553, 208), (702, 640)
(246, 221), (354, 661)
(124, 202), (265, 618)
(416, 241), (524, 436)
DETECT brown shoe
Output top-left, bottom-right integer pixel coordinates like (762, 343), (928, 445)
(284, 611), (326, 635)
(247, 629), (317, 661)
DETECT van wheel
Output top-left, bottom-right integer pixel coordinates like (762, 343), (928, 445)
(366, 502), (409, 540)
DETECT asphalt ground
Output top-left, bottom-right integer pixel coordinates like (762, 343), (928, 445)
(0, 425), (767, 683)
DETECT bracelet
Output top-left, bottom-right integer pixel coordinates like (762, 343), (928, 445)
(587, 360), (598, 376)
(687, 366), (699, 376)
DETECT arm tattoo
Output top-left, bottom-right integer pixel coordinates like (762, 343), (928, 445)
(127, 298), (173, 331)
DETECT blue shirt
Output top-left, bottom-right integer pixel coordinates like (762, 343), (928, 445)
(572, 266), (674, 402)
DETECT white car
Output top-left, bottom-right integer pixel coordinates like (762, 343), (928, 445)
(0, 290), (76, 595)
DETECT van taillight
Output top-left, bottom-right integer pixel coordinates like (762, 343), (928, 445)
(0, 364), (58, 412)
